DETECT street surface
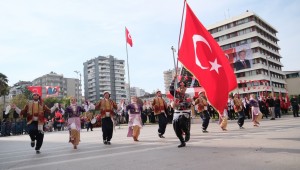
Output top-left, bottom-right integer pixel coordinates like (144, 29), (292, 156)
(0, 116), (299, 170)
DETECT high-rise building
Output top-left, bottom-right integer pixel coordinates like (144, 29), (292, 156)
(163, 68), (181, 93)
(83, 55), (126, 103)
(207, 11), (286, 97)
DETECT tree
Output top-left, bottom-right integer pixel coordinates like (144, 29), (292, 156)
(0, 73), (10, 115)
(10, 94), (28, 109)
(0, 73), (9, 97)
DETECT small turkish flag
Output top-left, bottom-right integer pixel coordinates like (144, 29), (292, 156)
(178, 3), (237, 113)
(125, 27), (133, 47)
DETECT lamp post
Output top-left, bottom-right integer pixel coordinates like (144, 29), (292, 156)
(266, 56), (274, 96)
(74, 70), (81, 104)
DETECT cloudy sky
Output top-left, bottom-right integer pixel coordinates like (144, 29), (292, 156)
(0, 0), (299, 94)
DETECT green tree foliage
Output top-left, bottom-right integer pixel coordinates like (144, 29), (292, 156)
(0, 73), (9, 97)
(10, 94), (28, 109)
(43, 97), (61, 108)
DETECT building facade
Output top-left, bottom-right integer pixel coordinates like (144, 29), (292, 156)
(83, 55), (126, 103)
(284, 71), (300, 96)
(32, 71), (81, 99)
(207, 11), (286, 97)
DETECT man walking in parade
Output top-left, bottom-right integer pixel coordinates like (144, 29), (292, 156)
(152, 90), (168, 138)
(194, 91), (210, 133)
(95, 91), (117, 145)
(12, 92), (57, 154)
(233, 93), (245, 129)
(169, 78), (192, 148)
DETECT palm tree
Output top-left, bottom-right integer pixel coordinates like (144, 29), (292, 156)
(0, 73), (10, 111)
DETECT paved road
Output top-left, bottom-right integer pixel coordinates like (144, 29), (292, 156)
(0, 116), (299, 170)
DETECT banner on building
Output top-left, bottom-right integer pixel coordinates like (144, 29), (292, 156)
(27, 86), (42, 96)
(45, 86), (60, 97)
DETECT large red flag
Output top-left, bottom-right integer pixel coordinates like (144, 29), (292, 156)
(178, 3), (237, 113)
(27, 86), (42, 96)
(125, 27), (133, 47)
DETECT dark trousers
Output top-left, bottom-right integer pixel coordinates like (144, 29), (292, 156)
(158, 113), (168, 135)
(201, 110), (210, 130)
(101, 117), (113, 141)
(275, 107), (281, 118)
(237, 111), (245, 127)
(86, 122), (93, 131)
(292, 107), (299, 117)
(28, 121), (44, 151)
(173, 115), (190, 143)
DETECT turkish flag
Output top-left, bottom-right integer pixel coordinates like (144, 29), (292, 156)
(27, 86), (42, 96)
(125, 27), (133, 47)
(178, 3), (237, 113)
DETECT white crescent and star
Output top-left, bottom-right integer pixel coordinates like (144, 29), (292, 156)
(192, 34), (222, 74)
(128, 33), (132, 40)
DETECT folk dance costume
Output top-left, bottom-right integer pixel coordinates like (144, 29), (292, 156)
(95, 91), (117, 145)
(233, 93), (245, 129)
(14, 93), (56, 154)
(152, 90), (168, 138)
(249, 94), (262, 127)
(65, 97), (95, 149)
(219, 108), (228, 131)
(169, 79), (192, 148)
(194, 92), (210, 133)
(126, 96), (143, 141)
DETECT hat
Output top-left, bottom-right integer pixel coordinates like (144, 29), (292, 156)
(233, 93), (238, 96)
(103, 91), (110, 95)
(32, 92), (39, 96)
(198, 91), (204, 95)
(156, 89), (161, 94)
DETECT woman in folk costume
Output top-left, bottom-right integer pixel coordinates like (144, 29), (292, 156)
(194, 91), (210, 133)
(126, 96), (143, 141)
(65, 97), (95, 149)
(95, 91), (117, 145)
(219, 106), (228, 131)
(169, 77), (192, 148)
(12, 92), (57, 154)
(249, 94), (262, 127)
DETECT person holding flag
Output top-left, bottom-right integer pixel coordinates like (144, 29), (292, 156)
(169, 77), (192, 148)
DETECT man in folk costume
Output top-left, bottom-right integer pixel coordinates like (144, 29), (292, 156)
(12, 92), (57, 154)
(84, 100), (94, 132)
(194, 91), (210, 133)
(95, 91), (117, 145)
(233, 93), (245, 129)
(169, 78), (192, 148)
(152, 89), (168, 138)
(126, 96), (143, 141)
(65, 97), (95, 149)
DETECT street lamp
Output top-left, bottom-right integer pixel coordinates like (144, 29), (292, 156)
(266, 56), (274, 96)
(74, 70), (81, 104)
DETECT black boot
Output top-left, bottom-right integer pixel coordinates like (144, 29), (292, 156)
(178, 142), (186, 148)
(185, 133), (190, 142)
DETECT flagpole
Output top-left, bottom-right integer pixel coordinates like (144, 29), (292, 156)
(176, 0), (187, 75)
(125, 27), (131, 102)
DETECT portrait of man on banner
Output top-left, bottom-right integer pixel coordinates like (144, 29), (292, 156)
(234, 44), (253, 71)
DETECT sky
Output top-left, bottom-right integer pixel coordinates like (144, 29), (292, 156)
(1, 0), (299, 94)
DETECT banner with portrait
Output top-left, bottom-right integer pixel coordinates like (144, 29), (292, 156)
(45, 86), (60, 97)
(234, 43), (253, 71)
